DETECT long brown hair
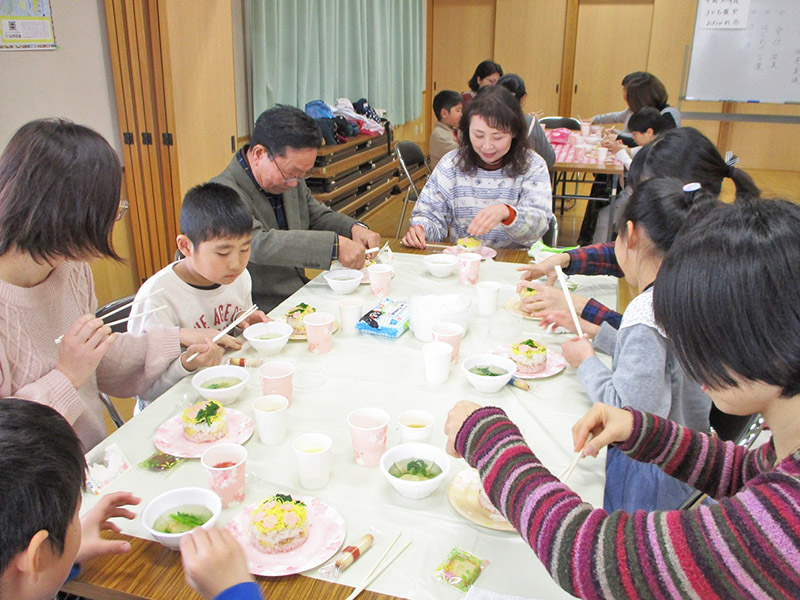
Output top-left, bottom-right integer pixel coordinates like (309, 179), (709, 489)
(0, 119), (122, 261)
(456, 85), (531, 178)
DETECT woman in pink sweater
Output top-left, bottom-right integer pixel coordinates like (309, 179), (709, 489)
(446, 197), (800, 599)
(0, 119), (229, 449)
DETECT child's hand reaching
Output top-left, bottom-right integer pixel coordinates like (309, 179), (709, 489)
(74, 491), (140, 565)
(571, 403), (634, 458)
(239, 310), (271, 329)
(180, 527), (254, 600)
(57, 314), (117, 389)
(179, 328), (242, 351)
(560, 334), (595, 367)
(181, 338), (224, 371)
(516, 254), (569, 285)
(539, 311), (599, 337)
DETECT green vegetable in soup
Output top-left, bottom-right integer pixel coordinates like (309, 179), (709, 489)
(153, 504), (213, 534)
(469, 365), (508, 377)
(387, 458), (443, 481)
(201, 377), (242, 390)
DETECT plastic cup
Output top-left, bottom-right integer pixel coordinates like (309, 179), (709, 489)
(596, 146), (609, 163)
(258, 361), (294, 405)
(339, 298), (363, 334)
(575, 145), (587, 162)
(580, 121), (591, 137)
(423, 341), (452, 385)
(200, 443), (247, 508)
(368, 264), (393, 297)
(398, 409), (435, 443)
(292, 433), (333, 489)
(304, 311), (334, 354)
(458, 252), (482, 285)
(252, 395), (289, 445)
(431, 322), (464, 364)
(476, 281), (501, 315)
(347, 407), (390, 466)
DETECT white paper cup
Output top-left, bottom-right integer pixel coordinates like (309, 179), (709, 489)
(398, 409), (435, 443)
(596, 146), (609, 163)
(292, 433), (332, 489)
(252, 395), (289, 445)
(304, 311), (334, 354)
(339, 298), (363, 334)
(423, 341), (453, 384)
(258, 361), (294, 404)
(476, 281), (501, 315)
(431, 322), (464, 364)
(347, 407), (390, 466)
(368, 264), (393, 297)
(580, 122), (591, 137)
(458, 252), (482, 285)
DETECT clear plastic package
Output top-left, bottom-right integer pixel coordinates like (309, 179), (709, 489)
(433, 547), (489, 592)
(355, 298), (409, 338)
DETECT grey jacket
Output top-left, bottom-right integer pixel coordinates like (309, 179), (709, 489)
(212, 155), (356, 311)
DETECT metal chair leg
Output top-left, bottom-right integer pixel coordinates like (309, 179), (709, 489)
(395, 188), (413, 238)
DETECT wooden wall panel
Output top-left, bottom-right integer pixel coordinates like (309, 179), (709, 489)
(494, 0), (567, 116)
(571, 0), (654, 119)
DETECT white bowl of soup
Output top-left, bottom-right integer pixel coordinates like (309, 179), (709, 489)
(142, 487), (222, 550)
(380, 443), (451, 499)
(461, 354), (516, 394)
(243, 321), (293, 354)
(422, 254), (459, 278)
(323, 269), (364, 294)
(191, 365), (248, 405)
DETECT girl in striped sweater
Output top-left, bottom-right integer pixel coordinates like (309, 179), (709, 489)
(445, 197), (800, 599)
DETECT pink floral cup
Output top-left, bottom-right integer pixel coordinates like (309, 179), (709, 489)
(200, 443), (247, 508)
(304, 311), (335, 354)
(368, 264), (393, 297)
(347, 407), (390, 466)
(458, 252), (482, 285)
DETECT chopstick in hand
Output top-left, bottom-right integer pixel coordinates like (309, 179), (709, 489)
(183, 304), (258, 363)
(54, 299), (167, 345)
(553, 265), (584, 337)
(558, 433), (593, 484)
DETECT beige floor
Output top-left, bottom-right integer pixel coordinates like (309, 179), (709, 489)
(103, 169), (799, 434)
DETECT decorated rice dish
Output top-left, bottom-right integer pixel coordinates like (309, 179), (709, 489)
(249, 494), (309, 554)
(456, 237), (482, 251)
(510, 339), (548, 374)
(286, 303), (316, 335)
(182, 400), (227, 443)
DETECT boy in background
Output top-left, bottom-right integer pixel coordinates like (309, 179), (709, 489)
(605, 106), (668, 169)
(429, 90), (462, 169)
(0, 398), (258, 600)
(128, 182), (268, 409)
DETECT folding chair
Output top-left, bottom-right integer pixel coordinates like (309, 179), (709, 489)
(542, 214), (559, 248)
(394, 141), (430, 238)
(96, 295), (137, 428)
(678, 407), (765, 510)
(539, 116), (581, 130)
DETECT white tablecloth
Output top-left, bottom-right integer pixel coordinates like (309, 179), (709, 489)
(82, 253), (618, 600)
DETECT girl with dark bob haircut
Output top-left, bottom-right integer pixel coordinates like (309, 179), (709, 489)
(402, 85), (552, 250)
(466, 59), (503, 93)
(0, 119), (221, 450)
(445, 196), (800, 599)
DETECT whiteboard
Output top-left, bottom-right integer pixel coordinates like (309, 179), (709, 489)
(685, 0), (800, 103)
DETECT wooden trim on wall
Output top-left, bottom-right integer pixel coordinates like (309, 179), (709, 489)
(558, 0), (579, 117)
(424, 0), (434, 149)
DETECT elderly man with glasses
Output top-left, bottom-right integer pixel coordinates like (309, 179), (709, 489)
(213, 104), (380, 311)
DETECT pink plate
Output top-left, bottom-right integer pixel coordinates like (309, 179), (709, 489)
(226, 497), (346, 576)
(503, 296), (540, 321)
(491, 345), (567, 379)
(443, 246), (498, 260)
(154, 409), (254, 458)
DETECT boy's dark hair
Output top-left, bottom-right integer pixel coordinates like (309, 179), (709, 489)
(467, 60), (503, 92)
(628, 127), (760, 200)
(617, 176), (718, 254)
(0, 118), (122, 262)
(496, 73), (526, 102)
(628, 107), (667, 135)
(654, 198), (800, 397)
(625, 72), (669, 113)
(0, 399), (85, 576)
(180, 182), (254, 247)
(432, 90), (462, 121)
(457, 85), (530, 178)
(251, 105), (322, 157)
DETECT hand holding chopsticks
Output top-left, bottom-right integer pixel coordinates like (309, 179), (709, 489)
(344, 532), (411, 600)
(55, 288), (164, 344)
(558, 433), (593, 484)
(553, 265), (584, 337)
(184, 305), (258, 363)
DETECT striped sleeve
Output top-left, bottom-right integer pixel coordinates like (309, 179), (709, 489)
(456, 407), (800, 599)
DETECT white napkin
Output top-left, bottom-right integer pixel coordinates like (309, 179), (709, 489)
(465, 586), (544, 600)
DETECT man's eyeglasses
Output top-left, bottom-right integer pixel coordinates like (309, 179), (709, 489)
(115, 199), (130, 222)
(266, 146), (308, 184)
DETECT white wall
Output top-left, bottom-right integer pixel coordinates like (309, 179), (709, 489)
(0, 0), (121, 154)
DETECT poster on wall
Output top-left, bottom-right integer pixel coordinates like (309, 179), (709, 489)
(0, 0), (56, 50)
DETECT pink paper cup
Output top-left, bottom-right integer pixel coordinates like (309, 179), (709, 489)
(347, 407), (390, 467)
(200, 443), (247, 508)
(431, 322), (465, 364)
(304, 311), (334, 354)
(258, 361), (294, 404)
(368, 264), (393, 297)
(580, 122), (591, 137)
(458, 252), (482, 285)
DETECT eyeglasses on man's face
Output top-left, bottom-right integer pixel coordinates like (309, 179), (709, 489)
(265, 146), (309, 184)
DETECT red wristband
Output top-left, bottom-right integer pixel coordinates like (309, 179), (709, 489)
(502, 205), (516, 225)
